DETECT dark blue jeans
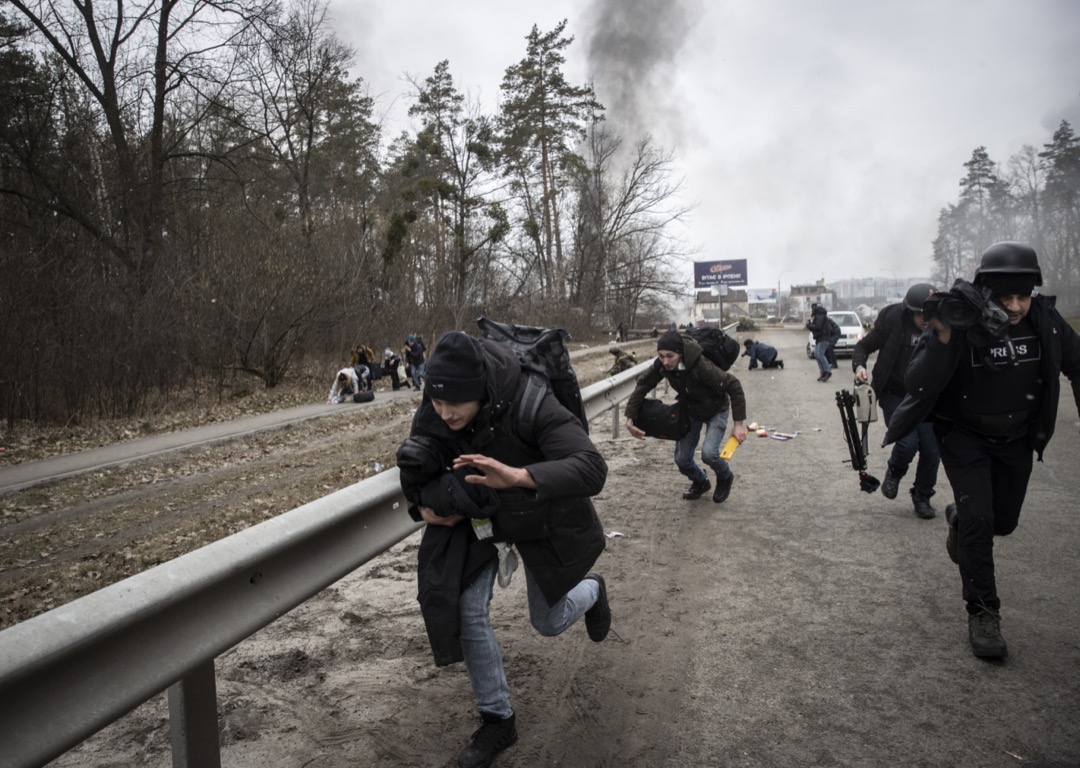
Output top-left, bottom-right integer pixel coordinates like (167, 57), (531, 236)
(879, 390), (940, 499)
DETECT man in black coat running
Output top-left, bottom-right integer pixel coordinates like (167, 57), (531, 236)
(852, 284), (940, 519)
(885, 243), (1080, 659)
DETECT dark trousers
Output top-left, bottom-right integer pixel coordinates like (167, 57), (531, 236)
(880, 391), (940, 499)
(934, 422), (1032, 614)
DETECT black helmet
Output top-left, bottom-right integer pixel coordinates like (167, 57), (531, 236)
(974, 242), (1042, 286)
(903, 283), (936, 313)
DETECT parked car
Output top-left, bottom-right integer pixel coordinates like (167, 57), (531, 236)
(805, 310), (866, 358)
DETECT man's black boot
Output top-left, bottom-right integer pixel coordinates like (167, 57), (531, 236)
(682, 477), (711, 500)
(968, 608), (1008, 659)
(911, 490), (936, 519)
(712, 473), (734, 503)
(880, 466), (900, 499)
(458, 711), (518, 768)
(777, 359), (784, 369)
(584, 573), (611, 642)
(945, 503), (959, 564)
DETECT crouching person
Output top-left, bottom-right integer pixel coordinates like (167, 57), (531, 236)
(625, 330), (748, 503)
(397, 331), (611, 768)
(327, 367), (359, 403)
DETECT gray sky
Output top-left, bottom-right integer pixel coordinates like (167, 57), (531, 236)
(331, 0), (1080, 293)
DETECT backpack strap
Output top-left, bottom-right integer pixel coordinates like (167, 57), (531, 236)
(517, 372), (547, 440)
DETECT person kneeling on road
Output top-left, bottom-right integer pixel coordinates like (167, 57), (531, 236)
(742, 338), (784, 370)
(327, 367), (360, 403)
(624, 329), (748, 503)
(397, 331), (611, 768)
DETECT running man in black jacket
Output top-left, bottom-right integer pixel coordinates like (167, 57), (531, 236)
(852, 284), (940, 519)
(885, 243), (1080, 658)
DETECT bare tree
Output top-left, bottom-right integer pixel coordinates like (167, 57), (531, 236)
(570, 123), (692, 329)
(5, 0), (273, 284)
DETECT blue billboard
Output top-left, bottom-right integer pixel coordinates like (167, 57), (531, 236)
(694, 259), (748, 288)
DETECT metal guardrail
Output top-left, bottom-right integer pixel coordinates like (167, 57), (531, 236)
(0, 361), (651, 768)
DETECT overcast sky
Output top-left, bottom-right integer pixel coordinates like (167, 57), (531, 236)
(330, 0), (1080, 293)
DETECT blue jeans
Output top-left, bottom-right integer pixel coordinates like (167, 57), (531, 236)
(814, 340), (831, 375)
(674, 409), (733, 483)
(459, 558), (599, 717)
(880, 390), (940, 499)
(411, 361), (425, 390)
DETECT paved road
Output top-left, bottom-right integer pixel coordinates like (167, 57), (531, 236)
(0, 391), (420, 494)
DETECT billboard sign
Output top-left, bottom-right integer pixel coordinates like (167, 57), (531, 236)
(746, 287), (779, 304)
(694, 259), (748, 288)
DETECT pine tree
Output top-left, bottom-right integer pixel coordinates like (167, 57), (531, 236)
(499, 20), (603, 314)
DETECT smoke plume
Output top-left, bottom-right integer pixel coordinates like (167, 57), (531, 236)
(583, 0), (705, 146)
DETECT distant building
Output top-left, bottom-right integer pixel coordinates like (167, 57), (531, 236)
(832, 276), (932, 307)
(789, 280), (834, 319)
(694, 288), (748, 324)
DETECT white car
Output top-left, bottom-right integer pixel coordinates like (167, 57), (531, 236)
(805, 310), (866, 358)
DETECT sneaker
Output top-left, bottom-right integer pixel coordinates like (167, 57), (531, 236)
(777, 359), (784, 369)
(458, 712), (518, 768)
(911, 492), (936, 519)
(945, 503), (959, 564)
(968, 609), (1008, 658)
(821, 371), (832, 382)
(880, 467), (899, 499)
(682, 477), (711, 500)
(584, 573), (611, 642)
(712, 473), (734, 503)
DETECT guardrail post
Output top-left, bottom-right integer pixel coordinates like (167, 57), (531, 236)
(168, 659), (221, 768)
(611, 400), (620, 438)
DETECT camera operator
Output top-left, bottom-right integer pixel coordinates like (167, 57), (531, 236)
(852, 284), (940, 519)
(886, 243), (1080, 659)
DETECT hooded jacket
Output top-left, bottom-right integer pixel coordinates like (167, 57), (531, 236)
(807, 308), (841, 343)
(403, 338), (607, 606)
(884, 294), (1080, 460)
(624, 338), (747, 423)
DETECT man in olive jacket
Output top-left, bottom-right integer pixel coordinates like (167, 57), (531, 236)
(399, 331), (610, 768)
(624, 329), (749, 503)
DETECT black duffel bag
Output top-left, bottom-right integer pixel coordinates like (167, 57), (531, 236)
(631, 398), (689, 440)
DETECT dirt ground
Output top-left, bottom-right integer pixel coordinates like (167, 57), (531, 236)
(5, 331), (1080, 767)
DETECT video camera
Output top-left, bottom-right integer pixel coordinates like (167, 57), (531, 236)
(921, 279), (1010, 340)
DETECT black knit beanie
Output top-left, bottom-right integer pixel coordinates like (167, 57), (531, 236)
(657, 329), (684, 354)
(976, 272), (1037, 299)
(424, 332), (487, 402)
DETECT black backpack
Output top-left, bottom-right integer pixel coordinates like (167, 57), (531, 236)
(684, 326), (740, 371)
(476, 316), (589, 434)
